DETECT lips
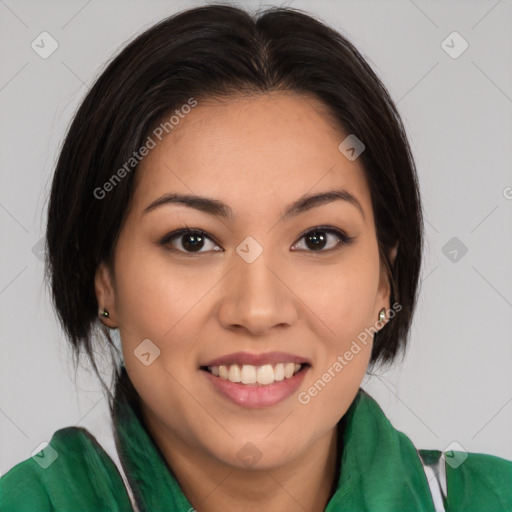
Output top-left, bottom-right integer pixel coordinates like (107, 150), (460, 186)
(199, 351), (311, 408)
(201, 351), (311, 367)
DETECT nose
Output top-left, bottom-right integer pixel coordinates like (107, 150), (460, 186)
(217, 247), (298, 336)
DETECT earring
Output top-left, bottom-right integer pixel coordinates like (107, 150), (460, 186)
(378, 308), (386, 323)
(100, 308), (110, 318)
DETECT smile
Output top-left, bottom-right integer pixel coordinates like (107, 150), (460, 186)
(200, 360), (310, 409)
(204, 362), (304, 385)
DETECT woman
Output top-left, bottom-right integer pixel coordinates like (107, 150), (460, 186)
(1, 4), (510, 511)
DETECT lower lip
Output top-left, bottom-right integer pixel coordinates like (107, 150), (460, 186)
(202, 366), (310, 408)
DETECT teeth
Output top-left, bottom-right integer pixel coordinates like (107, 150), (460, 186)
(256, 364), (274, 385)
(219, 365), (228, 379)
(228, 364), (241, 382)
(208, 363), (303, 386)
(241, 365), (256, 384)
(284, 362), (295, 379)
(274, 363), (285, 381)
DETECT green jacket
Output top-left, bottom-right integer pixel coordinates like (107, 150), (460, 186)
(1, 385), (510, 511)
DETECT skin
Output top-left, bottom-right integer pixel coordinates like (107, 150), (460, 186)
(95, 91), (398, 512)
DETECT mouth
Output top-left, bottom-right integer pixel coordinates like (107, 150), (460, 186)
(199, 352), (311, 408)
(200, 362), (310, 386)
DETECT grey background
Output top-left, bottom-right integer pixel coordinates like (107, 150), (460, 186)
(1, 0), (511, 476)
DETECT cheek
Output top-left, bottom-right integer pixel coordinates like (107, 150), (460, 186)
(298, 266), (376, 420)
(114, 242), (198, 339)
(113, 244), (202, 404)
(294, 240), (379, 406)
(298, 344), (371, 429)
(113, 240), (216, 395)
(298, 247), (380, 344)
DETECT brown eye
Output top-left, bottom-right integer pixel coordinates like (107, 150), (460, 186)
(160, 225), (354, 256)
(304, 230), (329, 251)
(180, 232), (206, 252)
(293, 227), (355, 253)
(160, 228), (221, 254)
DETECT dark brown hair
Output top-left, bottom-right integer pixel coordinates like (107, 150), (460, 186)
(45, 4), (424, 402)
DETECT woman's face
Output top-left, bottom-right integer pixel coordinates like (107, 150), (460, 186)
(96, 91), (394, 470)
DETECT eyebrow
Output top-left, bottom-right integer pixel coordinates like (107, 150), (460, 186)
(143, 188), (365, 221)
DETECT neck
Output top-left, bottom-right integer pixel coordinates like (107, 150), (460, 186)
(141, 406), (340, 512)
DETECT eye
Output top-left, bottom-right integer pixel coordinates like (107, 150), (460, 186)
(160, 227), (222, 254)
(292, 226), (355, 253)
(159, 225), (355, 255)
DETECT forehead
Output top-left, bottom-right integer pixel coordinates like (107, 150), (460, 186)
(132, 92), (373, 221)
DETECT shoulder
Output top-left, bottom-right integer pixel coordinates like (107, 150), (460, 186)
(446, 450), (512, 510)
(419, 447), (512, 510)
(357, 390), (511, 509)
(0, 427), (132, 511)
(0, 458), (52, 511)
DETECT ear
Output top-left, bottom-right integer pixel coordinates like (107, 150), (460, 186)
(375, 242), (399, 323)
(388, 242), (398, 270)
(94, 261), (118, 328)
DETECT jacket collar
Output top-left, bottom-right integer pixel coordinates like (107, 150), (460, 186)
(113, 372), (434, 511)
(326, 389), (435, 511)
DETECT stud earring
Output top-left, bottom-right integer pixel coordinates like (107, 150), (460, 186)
(100, 309), (110, 318)
(378, 308), (386, 323)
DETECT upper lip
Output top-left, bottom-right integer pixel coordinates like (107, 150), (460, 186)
(202, 351), (311, 368)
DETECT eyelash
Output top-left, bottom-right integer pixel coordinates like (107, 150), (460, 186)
(159, 225), (355, 255)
